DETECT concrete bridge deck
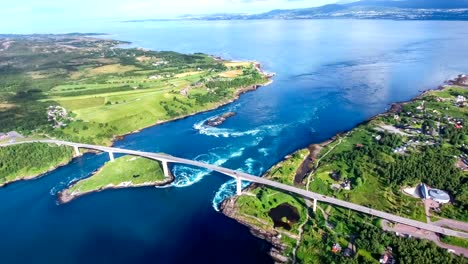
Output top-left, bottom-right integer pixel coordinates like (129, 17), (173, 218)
(2, 139), (468, 239)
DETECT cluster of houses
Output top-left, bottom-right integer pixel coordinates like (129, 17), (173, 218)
(392, 139), (435, 154)
(451, 118), (464, 129)
(152, 60), (168, 67)
(47, 105), (73, 128)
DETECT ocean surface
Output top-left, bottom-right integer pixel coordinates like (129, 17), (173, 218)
(1, 20), (468, 264)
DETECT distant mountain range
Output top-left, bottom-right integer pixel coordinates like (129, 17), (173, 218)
(125, 0), (468, 22)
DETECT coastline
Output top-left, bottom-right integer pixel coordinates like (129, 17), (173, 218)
(0, 54), (274, 189)
(219, 74), (468, 261)
(0, 151), (78, 188)
(58, 164), (175, 204)
(114, 77), (274, 144)
(56, 70), (273, 202)
(222, 197), (290, 263)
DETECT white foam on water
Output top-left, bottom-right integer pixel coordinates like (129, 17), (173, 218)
(128, 118), (289, 208)
(162, 146), (247, 188)
(258, 148), (269, 156)
(212, 178), (251, 212)
(212, 179), (236, 211)
(50, 177), (81, 195)
(193, 116), (287, 138)
(230, 147), (245, 158)
(197, 125), (262, 138)
(170, 165), (211, 188)
(211, 158), (264, 211)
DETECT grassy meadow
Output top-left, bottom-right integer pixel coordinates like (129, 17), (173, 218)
(68, 155), (166, 194)
(0, 35), (268, 145)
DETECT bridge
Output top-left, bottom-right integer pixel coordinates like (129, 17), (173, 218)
(2, 139), (468, 239)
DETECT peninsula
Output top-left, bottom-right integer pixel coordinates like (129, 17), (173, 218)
(59, 155), (171, 203)
(0, 34), (272, 186)
(221, 76), (468, 263)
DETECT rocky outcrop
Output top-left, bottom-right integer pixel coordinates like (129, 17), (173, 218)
(221, 197), (290, 263)
(204, 112), (236, 127)
(58, 168), (174, 204)
(448, 74), (468, 86)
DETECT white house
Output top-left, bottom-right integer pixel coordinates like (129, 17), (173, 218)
(456, 95), (466, 104)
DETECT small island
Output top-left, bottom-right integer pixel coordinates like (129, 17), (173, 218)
(59, 155), (170, 203)
(0, 34), (273, 186)
(222, 78), (468, 263)
(204, 112), (236, 127)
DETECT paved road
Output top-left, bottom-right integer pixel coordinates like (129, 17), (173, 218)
(433, 219), (468, 233)
(2, 139), (468, 239)
(382, 220), (468, 257)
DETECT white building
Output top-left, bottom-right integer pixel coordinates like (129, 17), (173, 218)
(419, 183), (450, 204)
(428, 189), (451, 204)
(456, 95), (466, 104)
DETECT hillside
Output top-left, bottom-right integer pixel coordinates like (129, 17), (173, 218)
(146, 0), (468, 21)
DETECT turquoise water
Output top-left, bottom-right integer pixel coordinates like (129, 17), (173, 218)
(1, 20), (468, 263)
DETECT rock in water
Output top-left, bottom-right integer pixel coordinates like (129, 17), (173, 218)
(204, 112), (236, 127)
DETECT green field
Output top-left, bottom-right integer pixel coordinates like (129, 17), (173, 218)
(0, 35), (269, 146)
(0, 35), (269, 185)
(68, 155), (166, 194)
(44, 58), (266, 145)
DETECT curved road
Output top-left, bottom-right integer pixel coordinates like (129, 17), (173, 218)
(2, 139), (468, 240)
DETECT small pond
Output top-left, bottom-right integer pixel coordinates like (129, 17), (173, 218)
(268, 203), (300, 230)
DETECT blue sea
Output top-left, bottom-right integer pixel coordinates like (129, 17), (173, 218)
(1, 20), (468, 263)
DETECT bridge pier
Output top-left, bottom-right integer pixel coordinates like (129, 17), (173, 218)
(162, 160), (170, 178)
(236, 177), (242, 195)
(108, 152), (114, 162)
(313, 199), (317, 213)
(73, 146), (80, 156)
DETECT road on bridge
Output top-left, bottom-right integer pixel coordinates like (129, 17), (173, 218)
(2, 139), (468, 240)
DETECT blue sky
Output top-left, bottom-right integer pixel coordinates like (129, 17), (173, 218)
(1, 0), (339, 22)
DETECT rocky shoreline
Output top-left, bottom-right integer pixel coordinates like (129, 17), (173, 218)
(58, 166), (175, 204)
(220, 150), (312, 263)
(219, 74), (467, 262)
(112, 65), (274, 146)
(221, 197), (290, 263)
(0, 58), (274, 191)
(0, 150), (77, 188)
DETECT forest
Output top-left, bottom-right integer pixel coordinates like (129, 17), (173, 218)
(0, 143), (73, 184)
(333, 222), (467, 264)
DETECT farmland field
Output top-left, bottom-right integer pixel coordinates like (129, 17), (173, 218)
(0, 34), (270, 145)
